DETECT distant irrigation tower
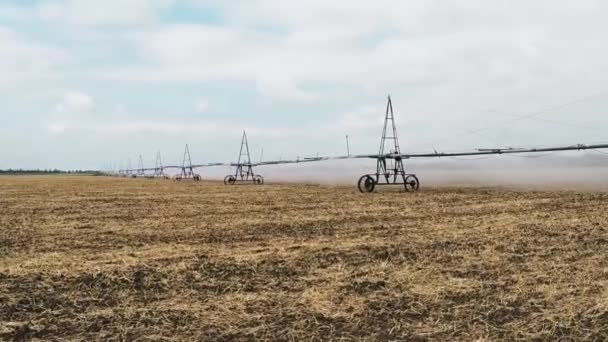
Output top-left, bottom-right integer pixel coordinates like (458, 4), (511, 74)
(224, 131), (264, 185)
(136, 155), (146, 178)
(175, 144), (201, 181)
(153, 151), (169, 179)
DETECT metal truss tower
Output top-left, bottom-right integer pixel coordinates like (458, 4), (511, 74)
(358, 96), (420, 192)
(176, 144), (201, 181)
(136, 155), (146, 178)
(153, 151), (168, 179)
(126, 158), (134, 178)
(224, 131), (264, 185)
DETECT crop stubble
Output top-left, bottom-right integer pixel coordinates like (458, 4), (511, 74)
(1, 176), (608, 340)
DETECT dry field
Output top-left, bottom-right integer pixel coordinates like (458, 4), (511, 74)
(1, 175), (608, 341)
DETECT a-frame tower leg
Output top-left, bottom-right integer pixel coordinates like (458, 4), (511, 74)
(224, 131), (264, 185)
(358, 96), (420, 193)
(175, 144), (201, 181)
(136, 155), (146, 178)
(154, 151), (168, 179)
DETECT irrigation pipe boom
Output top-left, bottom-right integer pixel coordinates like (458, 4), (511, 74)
(115, 96), (608, 192)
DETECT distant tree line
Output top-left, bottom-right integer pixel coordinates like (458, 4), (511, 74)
(0, 169), (102, 175)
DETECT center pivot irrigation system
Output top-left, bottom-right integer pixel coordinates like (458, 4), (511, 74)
(116, 95), (608, 192)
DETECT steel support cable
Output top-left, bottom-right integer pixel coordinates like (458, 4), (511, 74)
(418, 91), (608, 149)
(591, 149), (608, 155)
(448, 155), (495, 161)
(468, 91), (608, 135)
(503, 153), (552, 159)
(508, 116), (599, 131)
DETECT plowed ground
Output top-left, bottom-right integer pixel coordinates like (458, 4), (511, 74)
(1, 176), (608, 340)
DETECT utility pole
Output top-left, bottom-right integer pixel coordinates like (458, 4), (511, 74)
(346, 134), (351, 157)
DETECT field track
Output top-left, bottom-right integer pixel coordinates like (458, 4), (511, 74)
(1, 175), (608, 340)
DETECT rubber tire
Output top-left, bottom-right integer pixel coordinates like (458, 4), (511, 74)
(253, 175), (264, 185)
(358, 175), (376, 193)
(224, 175), (236, 185)
(404, 175), (420, 192)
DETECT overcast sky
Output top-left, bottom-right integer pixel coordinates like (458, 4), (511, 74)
(1, 0), (608, 170)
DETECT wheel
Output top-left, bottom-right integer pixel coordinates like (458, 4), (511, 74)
(357, 175), (376, 193)
(253, 175), (264, 185)
(404, 175), (420, 192)
(224, 175), (236, 185)
(193, 174), (202, 181)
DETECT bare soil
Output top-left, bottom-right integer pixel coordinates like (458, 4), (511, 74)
(1, 176), (608, 340)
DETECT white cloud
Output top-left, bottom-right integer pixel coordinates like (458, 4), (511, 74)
(323, 105), (386, 136)
(55, 91), (95, 114)
(194, 98), (209, 113)
(59, 90), (95, 113)
(48, 91), (95, 135)
(0, 4), (30, 21)
(45, 118), (302, 139)
(48, 122), (68, 135)
(0, 27), (68, 87)
(36, 0), (175, 27)
(6, 1), (608, 169)
(104, 1), (608, 104)
(113, 104), (127, 115)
